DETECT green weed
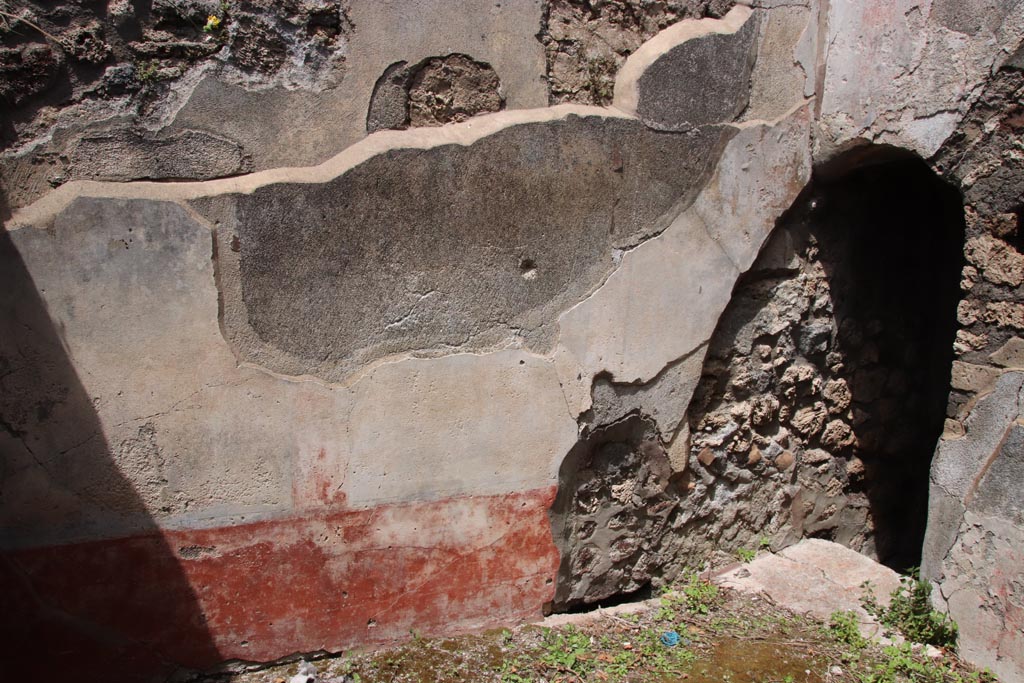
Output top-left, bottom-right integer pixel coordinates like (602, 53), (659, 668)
(829, 609), (867, 650)
(736, 547), (757, 563)
(862, 570), (958, 649)
(539, 625), (593, 677)
(861, 643), (996, 683)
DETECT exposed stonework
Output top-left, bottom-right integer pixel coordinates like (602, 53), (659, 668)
(539, 0), (735, 105)
(408, 54), (504, 126)
(919, 46), (1024, 683)
(1, 0), (549, 210)
(550, 414), (679, 610)
(685, 156), (964, 570)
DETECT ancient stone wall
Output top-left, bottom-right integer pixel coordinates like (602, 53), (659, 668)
(921, 48), (1024, 677)
(2, 1), (1024, 681)
(684, 157), (965, 572)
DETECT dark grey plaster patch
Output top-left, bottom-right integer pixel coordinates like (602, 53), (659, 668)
(68, 129), (251, 181)
(366, 61), (411, 133)
(585, 349), (705, 439)
(223, 115), (732, 380)
(636, 14), (758, 131)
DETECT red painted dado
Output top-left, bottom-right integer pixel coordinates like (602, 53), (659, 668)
(0, 487), (559, 682)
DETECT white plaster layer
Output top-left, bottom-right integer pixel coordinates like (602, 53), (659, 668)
(556, 103), (813, 387)
(10, 104), (628, 230)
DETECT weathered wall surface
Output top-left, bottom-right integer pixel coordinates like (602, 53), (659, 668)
(919, 47), (1024, 680)
(2, 0), (1024, 681)
(1, 0), (548, 208)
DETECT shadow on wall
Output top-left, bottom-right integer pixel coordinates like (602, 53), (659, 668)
(689, 146), (965, 570)
(811, 151), (965, 569)
(0, 189), (219, 681)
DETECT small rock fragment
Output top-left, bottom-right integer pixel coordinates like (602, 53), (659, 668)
(774, 450), (795, 470)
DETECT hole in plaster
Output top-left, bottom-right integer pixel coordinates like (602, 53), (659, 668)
(562, 582), (654, 615)
(366, 54), (504, 133)
(548, 414), (678, 613)
(519, 257), (538, 280)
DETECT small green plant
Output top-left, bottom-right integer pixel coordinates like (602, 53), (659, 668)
(861, 643), (996, 683)
(759, 536), (772, 550)
(136, 60), (160, 82)
(499, 659), (533, 683)
(675, 570), (721, 615)
(585, 55), (617, 105)
(829, 609), (867, 650)
(862, 570), (959, 649)
(736, 547), (757, 563)
(539, 626), (594, 677)
(654, 597), (678, 623)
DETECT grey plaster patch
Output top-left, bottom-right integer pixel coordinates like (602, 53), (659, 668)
(68, 129), (252, 181)
(367, 61), (413, 133)
(936, 512), (1024, 681)
(633, 11), (758, 130)
(931, 0), (1018, 36)
(990, 336), (1024, 368)
(930, 371), (1024, 500)
(970, 422), (1024, 523)
(743, 6), (813, 121)
(816, 0), (1024, 160)
(0, 197), (298, 546)
(920, 483), (966, 582)
(923, 370), (1024, 680)
(216, 114), (732, 382)
(586, 349), (708, 439)
(557, 104), (811, 387)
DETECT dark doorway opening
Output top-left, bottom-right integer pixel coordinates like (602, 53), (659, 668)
(809, 152), (965, 569)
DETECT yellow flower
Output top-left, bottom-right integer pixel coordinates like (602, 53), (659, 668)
(204, 14), (221, 31)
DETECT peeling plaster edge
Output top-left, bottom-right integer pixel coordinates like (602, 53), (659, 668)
(612, 5), (756, 117)
(554, 100), (812, 388)
(6, 103), (630, 230)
